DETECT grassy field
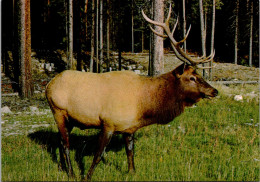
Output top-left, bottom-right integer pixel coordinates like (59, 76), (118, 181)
(2, 84), (259, 181)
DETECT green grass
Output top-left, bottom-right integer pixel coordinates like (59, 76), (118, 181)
(2, 91), (259, 181)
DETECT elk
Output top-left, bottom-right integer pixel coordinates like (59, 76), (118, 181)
(46, 4), (218, 181)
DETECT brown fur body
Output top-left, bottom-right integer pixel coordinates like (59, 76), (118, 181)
(46, 64), (218, 180)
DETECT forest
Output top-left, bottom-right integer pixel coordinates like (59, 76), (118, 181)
(1, 0), (259, 97)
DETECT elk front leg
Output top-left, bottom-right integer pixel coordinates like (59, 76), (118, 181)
(85, 128), (114, 181)
(123, 133), (135, 173)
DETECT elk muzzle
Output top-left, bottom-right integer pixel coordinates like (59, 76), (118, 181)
(201, 86), (218, 99)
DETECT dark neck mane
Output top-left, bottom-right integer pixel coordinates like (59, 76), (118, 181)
(139, 72), (184, 125)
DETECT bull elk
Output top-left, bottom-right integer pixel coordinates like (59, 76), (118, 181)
(46, 4), (218, 181)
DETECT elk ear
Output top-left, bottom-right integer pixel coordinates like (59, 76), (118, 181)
(172, 63), (186, 78)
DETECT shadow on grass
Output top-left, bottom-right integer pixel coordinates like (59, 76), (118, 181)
(28, 129), (125, 177)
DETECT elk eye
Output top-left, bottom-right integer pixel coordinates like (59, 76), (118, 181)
(190, 77), (196, 81)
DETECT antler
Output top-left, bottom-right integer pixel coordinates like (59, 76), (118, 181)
(141, 3), (214, 67)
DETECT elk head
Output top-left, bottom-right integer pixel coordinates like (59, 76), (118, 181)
(173, 64), (218, 106)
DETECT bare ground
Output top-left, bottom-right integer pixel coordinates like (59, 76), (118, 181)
(123, 53), (259, 81)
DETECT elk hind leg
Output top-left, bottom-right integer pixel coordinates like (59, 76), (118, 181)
(53, 109), (74, 178)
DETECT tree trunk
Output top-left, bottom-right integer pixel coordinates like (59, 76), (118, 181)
(85, 0), (88, 41)
(96, 0), (99, 72)
(182, 0), (186, 52)
(210, 0), (216, 80)
(80, 0), (88, 71)
(90, 0), (95, 72)
(199, 0), (207, 77)
(99, 0), (103, 72)
(199, 0), (206, 57)
(148, 1), (153, 76)
(67, 0), (74, 70)
(106, 0), (110, 69)
(141, 21), (144, 53)
(151, 0), (164, 76)
(111, 0), (115, 51)
(131, 0), (134, 53)
(249, 1), (253, 67)
(18, 0), (33, 98)
(204, 11), (207, 51)
(234, 0), (239, 64)
(77, 0), (88, 71)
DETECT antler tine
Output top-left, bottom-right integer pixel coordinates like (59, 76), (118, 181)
(178, 25), (191, 45)
(141, 9), (165, 28)
(169, 42), (192, 64)
(202, 50), (215, 62)
(141, 9), (168, 38)
(193, 50), (215, 64)
(149, 25), (168, 38)
(171, 16), (179, 36)
(165, 3), (172, 25)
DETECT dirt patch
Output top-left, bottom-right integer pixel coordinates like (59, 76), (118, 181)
(1, 109), (53, 137)
(213, 63), (259, 81)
